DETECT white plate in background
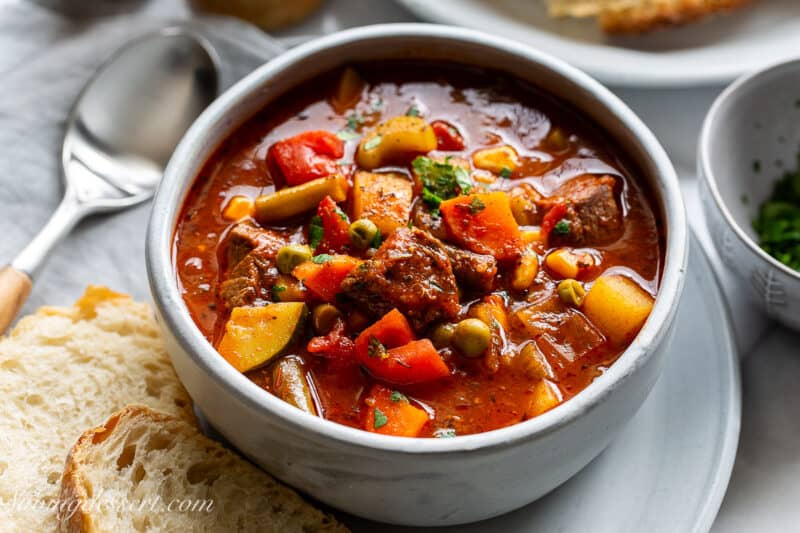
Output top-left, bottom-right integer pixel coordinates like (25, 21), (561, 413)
(397, 0), (800, 87)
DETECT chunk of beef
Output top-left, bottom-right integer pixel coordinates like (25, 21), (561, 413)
(538, 175), (622, 246)
(410, 201), (448, 240)
(444, 244), (497, 293)
(220, 253), (278, 308)
(223, 222), (287, 269)
(340, 227), (460, 331)
(219, 222), (289, 309)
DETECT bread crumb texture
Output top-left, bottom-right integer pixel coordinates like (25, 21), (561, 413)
(0, 286), (194, 531)
(58, 405), (348, 533)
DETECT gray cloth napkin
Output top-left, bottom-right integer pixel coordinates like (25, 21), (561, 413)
(0, 1), (283, 316)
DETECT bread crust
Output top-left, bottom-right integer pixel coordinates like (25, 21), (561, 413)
(599, 0), (750, 33)
(58, 405), (349, 533)
(545, 0), (750, 34)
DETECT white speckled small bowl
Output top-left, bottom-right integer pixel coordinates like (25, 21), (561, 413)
(699, 58), (800, 332)
(147, 24), (687, 526)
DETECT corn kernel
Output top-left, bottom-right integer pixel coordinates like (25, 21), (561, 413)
(222, 195), (254, 221)
(472, 145), (520, 175)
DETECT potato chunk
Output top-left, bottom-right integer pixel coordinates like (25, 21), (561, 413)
(356, 116), (437, 169)
(526, 379), (562, 418)
(582, 274), (654, 345)
(352, 171), (413, 235)
(473, 145), (520, 175)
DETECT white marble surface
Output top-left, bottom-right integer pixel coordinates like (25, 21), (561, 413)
(1, 0), (798, 531)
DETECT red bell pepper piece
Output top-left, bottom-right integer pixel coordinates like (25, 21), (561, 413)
(307, 319), (356, 361)
(268, 130), (344, 186)
(316, 195), (351, 254)
(541, 202), (568, 238)
(431, 120), (465, 151)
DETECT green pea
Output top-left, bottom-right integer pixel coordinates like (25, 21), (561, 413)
(349, 219), (379, 249)
(452, 318), (491, 358)
(276, 244), (312, 274)
(431, 323), (456, 349)
(557, 279), (585, 307)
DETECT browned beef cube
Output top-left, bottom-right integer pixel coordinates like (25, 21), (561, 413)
(340, 227), (460, 331)
(219, 222), (289, 309)
(444, 244), (497, 293)
(539, 175), (622, 246)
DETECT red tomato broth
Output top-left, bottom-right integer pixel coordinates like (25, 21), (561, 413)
(174, 61), (664, 438)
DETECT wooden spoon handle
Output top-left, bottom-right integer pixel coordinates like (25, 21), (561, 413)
(0, 266), (32, 334)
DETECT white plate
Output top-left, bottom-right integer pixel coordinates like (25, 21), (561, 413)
(346, 232), (741, 532)
(396, 0), (800, 87)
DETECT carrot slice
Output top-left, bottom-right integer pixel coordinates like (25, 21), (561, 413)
(361, 339), (450, 385)
(292, 255), (361, 302)
(363, 384), (430, 437)
(440, 192), (522, 262)
(354, 309), (415, 359)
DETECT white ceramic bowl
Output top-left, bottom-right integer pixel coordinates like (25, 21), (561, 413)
(699, 58), (800, 332)
(146, 24), (687, 526)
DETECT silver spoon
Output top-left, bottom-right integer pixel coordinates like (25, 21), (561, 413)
(0, 26), (218, 333)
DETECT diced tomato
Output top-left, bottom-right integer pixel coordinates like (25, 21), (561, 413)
(268, 130), (345, 186)
(360, 339), (450, 385)
(440, 192), (522, 262)
(431, 120), (465, 151)
(541, 202), (568, 238)
(292, 255), (361, 302)
(354, 309), (415, 360)
(307, 319), (356, 361)
(316, 195), (351, 254)
(363, 384), (430, 437)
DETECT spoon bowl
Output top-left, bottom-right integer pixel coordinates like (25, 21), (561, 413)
(0, 26), (218, 333)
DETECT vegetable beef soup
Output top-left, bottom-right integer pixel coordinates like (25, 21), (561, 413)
(174, 62), (664, 438)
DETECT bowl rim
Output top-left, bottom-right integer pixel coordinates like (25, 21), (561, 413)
(699, 56), (800, 283)
(146, 23), (687, 455)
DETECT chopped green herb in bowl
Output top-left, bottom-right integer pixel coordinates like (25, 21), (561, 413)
(753, 154), (800, 271)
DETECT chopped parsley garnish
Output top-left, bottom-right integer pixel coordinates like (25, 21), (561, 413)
(308, 215), (324, 249)
(753, 152), (800, 271)
(373, 408), (388, 429)
(412, 156), (472, 211)
(271, 285), (286, 301)
(390, 391), (407, 403)
(372, 227), (383, 249)
(468, 196), (486, 215)
(434, 428), (456, 438)
(335, 205), (349, 222)
(500, 167), (512, 179)
(311, 254), (333, 264)
(363, 135), (382, 151)
(367, 336), (388, 359)
(346, 113), (364, 131)
(553, 219), (570, 235)
(405, 104), (420, 117)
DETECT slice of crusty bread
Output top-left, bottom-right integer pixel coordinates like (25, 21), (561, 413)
(0, 286), (195, 532)
(546, 0), (749, 33)
(59, 405), (348, 533)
